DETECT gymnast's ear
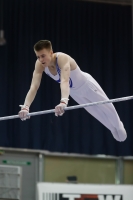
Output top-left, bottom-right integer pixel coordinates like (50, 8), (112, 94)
(50, 49), (53, 55)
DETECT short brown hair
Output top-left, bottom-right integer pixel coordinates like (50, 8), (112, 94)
(34, 40), (52, 51)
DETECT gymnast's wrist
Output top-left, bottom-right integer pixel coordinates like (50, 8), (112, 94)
(19, 104), (30, 111)
(60, 98), (69, 105)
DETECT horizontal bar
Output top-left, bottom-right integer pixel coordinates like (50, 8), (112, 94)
(0, 95), (133, 121)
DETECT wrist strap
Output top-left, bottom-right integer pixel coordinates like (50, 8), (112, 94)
(19, 105), (29, 111)
(61, 98), (69, 101)
(60, 98), (69, 105)
(60, 101), (67, 105)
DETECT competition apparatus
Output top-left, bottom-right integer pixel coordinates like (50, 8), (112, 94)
(0, 95), (133, 121)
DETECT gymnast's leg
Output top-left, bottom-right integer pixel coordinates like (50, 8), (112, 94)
(70, 78), (127, 142)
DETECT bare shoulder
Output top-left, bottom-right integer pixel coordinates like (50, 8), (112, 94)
(55, 52), (73, 66)
(56, 52), (72, 60)
(34, 59), (44, 73)
(55, 52), (77, 70)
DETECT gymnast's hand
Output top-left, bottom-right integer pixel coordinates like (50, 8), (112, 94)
(18, 105), (30, 121)
(55, 102), (67, 117)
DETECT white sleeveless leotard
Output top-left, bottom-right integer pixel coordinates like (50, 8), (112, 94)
(44, 53), (91, 90)
(44, 52), (127, 142)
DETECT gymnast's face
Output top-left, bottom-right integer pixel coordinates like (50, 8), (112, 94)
(35, 48), (53, 67)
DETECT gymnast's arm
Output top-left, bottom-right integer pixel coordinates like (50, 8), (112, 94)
(24, 60), (44, 107)
(55, 54), (70, 116)
(59, 54), (70, 101)
(19, 60), (44, 120)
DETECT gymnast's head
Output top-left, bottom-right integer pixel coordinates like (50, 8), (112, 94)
(34, 40), (53, 66)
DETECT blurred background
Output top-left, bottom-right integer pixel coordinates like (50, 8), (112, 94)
(0, 0), (133, 199)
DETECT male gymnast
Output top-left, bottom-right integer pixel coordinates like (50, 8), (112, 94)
(19, 40), (127, 142)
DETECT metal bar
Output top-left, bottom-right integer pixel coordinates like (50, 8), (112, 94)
(0, 95), (133, 121)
